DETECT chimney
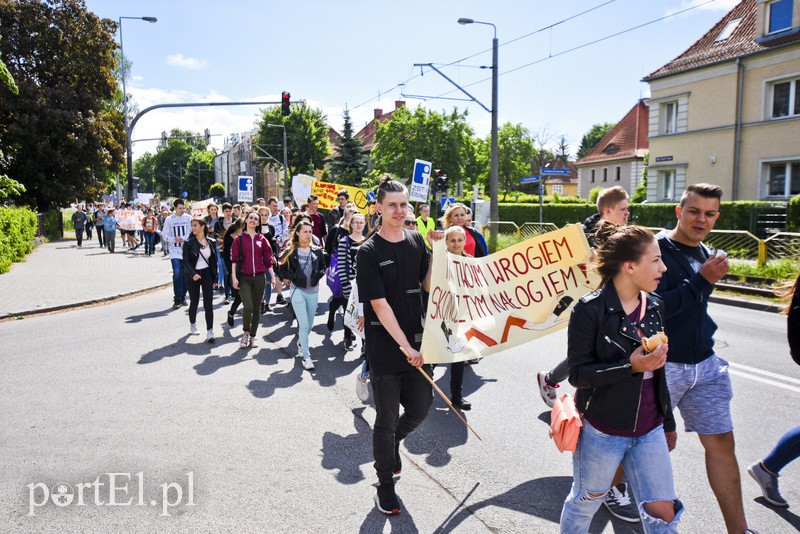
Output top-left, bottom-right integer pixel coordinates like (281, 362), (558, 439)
(395, 100), (405, 109)
(374, 108), (383, 120)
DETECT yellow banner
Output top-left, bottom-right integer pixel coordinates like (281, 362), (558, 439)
(420, 224), (599, 364)
(310, 181), (370, 215)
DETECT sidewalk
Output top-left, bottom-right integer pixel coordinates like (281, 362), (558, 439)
(0, 237), (173, 319)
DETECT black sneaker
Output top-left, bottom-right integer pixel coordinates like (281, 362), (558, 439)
(344, 338), (355, 351)
(374, 483), (400, 515)
(172, 302), (181, 309)
(393, 438), (402, 475)
(452, 397), (472, 411)
(180, 300), (188, 307)
(260, 301), (268, 314)
(603, 483), (640, 523)
(275, 294), (286, 305)
(227, 311), (235, 327)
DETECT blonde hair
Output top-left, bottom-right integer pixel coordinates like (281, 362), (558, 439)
(444, 225), (466, 239)
(439, 202), (468, 229)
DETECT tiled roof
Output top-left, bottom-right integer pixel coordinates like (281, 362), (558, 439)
(353, 101), (406, 152)
(576, 100), (649, 166)
(645, 0), (800, 80)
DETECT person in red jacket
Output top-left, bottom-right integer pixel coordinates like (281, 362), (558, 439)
(231, 212), (279, 349)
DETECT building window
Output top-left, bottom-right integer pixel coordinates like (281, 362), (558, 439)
(659, 170), (675, 200)
(766, 162), (800, 197)
(662, 101), (678, 134)
(590, 169), (595, 183)
(615, 166), (621, 181)
(767, 0), (793, 35)
(770, 77), (800, 118)
(552, 184), (563, 195)
(602, 168), (608, 182)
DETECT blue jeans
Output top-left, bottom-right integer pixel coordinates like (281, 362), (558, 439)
(764, 426), (800, 474)
(560, 420), (683, 533)
(262, 270), (272, 303)
(216, 253), (226, 287)
(291, 286), (318, 359)
(218, 257), (231, 299)
(171, 259), (187, 303)
(143, 232), (155, 254)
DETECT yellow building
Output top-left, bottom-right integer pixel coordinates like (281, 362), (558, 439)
(644, 0), (800, 201)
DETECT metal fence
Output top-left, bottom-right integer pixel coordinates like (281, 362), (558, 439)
(481, 220), (798, 265)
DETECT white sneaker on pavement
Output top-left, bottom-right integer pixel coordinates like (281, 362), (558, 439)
(537, 371), (559, 408)
(603, 483), (640, 523)
(356, 374), (369, 402)
(239, 333), (250, 349)
(206, 329), (215, 343)
(302, 358), (314, 370)
(189, 323), (199, 335)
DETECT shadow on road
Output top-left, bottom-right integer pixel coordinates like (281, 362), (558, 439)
(246, 362), (304, 399)
(754, 497), (800, 530)
(125, 306), (175, 324)
(321, 407), (373, 485)
(137, 334), (235, 364)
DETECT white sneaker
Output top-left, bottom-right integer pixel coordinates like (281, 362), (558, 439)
(356, 374), (369, 402)
(302, 358), (315, 370)
(206, 329), (215, 343)
(249, 335), (258, 348)
(189, 323), (199, 335)
(239, 333), (250, 349)
(537, 371), (559, 408)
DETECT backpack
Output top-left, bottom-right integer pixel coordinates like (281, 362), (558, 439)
(326, 237), (348, 298)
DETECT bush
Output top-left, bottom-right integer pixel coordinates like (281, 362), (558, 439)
(0, 206), (38, 273)
(588, 187), (602, 205)
(209, 183), (225, 198)
(788, 194), (800, 231)
(498, 203), (596, 226)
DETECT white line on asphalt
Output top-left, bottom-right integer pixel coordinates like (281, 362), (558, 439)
(728, 368), (800, 394)
(728, 361), (800, 386)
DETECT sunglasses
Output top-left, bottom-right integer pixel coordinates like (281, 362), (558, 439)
(403, 220), (416, 227)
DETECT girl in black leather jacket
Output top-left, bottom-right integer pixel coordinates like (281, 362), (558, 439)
(182, 218), (219, 342)
(560, 224), (683, 533)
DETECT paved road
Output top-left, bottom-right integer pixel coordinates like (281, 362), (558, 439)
(1, 283), (798, 532)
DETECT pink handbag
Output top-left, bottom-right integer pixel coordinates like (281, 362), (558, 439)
(550, 393), (583, 453)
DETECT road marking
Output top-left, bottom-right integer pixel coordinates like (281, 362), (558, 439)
(728, 361), (800, 386)
(728, 367), (800, 394)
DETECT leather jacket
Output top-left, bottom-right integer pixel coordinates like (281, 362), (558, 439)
(567, 281), (675, 432)
(276, 246), (326, 289)
(182, 235), (219, 282)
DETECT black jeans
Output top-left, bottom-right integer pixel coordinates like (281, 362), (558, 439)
(96, 226), (105, 247)
(450, 361), (465, 398)
(75, 227), (84, 246)
(371, 366), (433, 483)
(187, 268), (214, 330)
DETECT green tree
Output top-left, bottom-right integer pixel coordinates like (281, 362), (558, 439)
(577, 123), (615, 159)
(185, 149), (215, 200)
(329, 109), (366, 186)
(370, 106), (474, 192)
(0, 0), (123, 210)
(255, 102), (329, 178)
(631, 152), (649, 202)
(209, 182), (225, 198)
(0, 38), (24, 201)
(496, 123), (534, 201)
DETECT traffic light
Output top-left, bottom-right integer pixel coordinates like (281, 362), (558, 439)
(433, 170), (448, 193)
(204, 128), (211, 146)
(281, 91), (291, 116)
(160, 131), (168, 149)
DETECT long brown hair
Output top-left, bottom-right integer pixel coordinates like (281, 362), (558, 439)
(593, 224), (655, 287)
(280, 220), (313, 265)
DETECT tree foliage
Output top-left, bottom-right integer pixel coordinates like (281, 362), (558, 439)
(371, 106), (474, 191)
(328, 109), (366, 186)
(255, 102), (329, 178)
(577, 122), (615, 159)
(133, 132), (215, 200)
(0, 0), (123, 210)
(209, 182), (225, 198)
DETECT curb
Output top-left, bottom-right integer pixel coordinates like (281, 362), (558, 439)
(709, 294), (782, 314)
(0, 282), (172, 321)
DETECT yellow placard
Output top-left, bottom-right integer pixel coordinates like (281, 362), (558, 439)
(310, 181), (370, 215)
(420, 224), (599, 364)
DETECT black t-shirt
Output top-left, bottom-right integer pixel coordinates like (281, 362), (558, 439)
(671, 239), (709, 274)
(356, 230), (430, 376)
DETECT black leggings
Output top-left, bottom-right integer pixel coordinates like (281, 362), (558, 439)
(187, 268), (214, 330)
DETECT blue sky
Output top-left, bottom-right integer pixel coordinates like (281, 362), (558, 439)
(83, 0), (741, 160)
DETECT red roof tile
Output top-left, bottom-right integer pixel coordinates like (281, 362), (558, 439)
(576, 100), (649, 165)
(645, 0), (800, 80)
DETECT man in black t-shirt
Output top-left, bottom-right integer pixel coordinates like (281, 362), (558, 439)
(356, 178), (442, 516)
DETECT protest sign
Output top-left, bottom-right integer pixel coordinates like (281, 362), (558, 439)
(115, 210), (143, 231)
(291, 175), (370, 215)
(420, 224), (599, 364)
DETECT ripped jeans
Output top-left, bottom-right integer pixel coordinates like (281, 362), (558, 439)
(560, 420), (684, 533)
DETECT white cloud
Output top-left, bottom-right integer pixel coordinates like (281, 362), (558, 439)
(667, 0), (740, 17)
(165, 53), (208, 70)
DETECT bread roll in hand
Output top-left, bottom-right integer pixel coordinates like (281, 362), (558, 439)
(641, 331), (668, 352)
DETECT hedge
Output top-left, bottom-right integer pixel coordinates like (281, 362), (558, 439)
(498, 201), (790, 235)
(0, 206), (38, 274)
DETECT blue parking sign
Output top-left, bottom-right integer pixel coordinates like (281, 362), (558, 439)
(238, 175), (253, 202)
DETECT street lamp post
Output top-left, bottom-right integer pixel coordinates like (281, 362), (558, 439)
(267, 124), (289, 197)
(119, 15), (157, 202)
(458, 18), (499, 243)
